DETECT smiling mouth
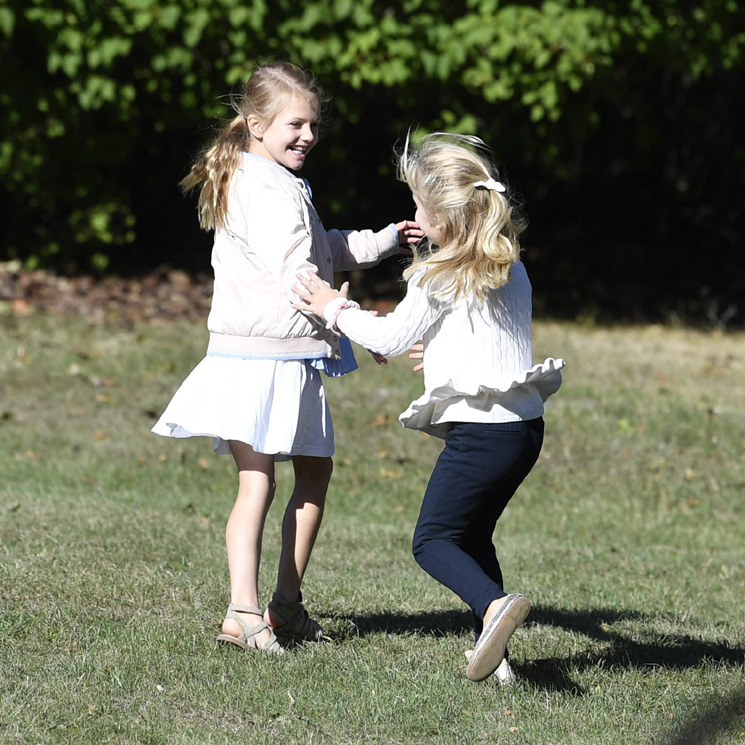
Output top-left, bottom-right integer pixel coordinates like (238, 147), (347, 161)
(290, 146), (307, 156)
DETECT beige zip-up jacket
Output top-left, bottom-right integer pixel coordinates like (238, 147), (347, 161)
(206, 153), (399, 360)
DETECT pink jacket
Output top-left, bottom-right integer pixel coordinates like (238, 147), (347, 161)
(206, 153), (399, 360)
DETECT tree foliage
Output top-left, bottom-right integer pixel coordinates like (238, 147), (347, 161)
(1, 0), (743, 321)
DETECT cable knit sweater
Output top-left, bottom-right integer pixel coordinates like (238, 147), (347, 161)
(334, 261), (565, 439)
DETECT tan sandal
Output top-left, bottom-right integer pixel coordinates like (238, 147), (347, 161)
(217, 603), (283, 654)
(266, 592), (325, 643)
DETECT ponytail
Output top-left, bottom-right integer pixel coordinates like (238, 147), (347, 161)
(180, 116), (249, 230)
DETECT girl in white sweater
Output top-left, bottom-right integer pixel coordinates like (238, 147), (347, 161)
(295, 132), (565, 683)
(152, 62), (421, 654)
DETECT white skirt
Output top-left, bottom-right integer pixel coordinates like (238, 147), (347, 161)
(151, 355), (334, 461)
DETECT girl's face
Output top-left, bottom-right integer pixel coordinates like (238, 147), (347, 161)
(248, 95), (319, 171)
(413, 194), (442, 244)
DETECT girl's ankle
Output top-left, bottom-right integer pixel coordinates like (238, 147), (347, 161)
(271, 591), (302, 609)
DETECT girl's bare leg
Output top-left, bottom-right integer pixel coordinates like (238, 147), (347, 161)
(221, 440), (276, 646)
(265, 455), (332, 623)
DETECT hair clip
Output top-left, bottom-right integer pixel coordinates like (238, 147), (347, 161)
(473, 178), (506, 193)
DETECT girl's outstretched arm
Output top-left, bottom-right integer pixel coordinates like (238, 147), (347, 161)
(293, 273), (348, 318)
(295, 270), (444, 359)
(294, 273), (388, 365)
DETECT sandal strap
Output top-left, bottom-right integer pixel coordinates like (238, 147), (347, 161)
(267, 594), (300, 625)
(224, 603), (282, 653)
(268, 593), (324, 642)
(289, 605), (323, 641)
(226, 603), (263, 616)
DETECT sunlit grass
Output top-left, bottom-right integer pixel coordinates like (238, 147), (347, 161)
(1, 312), (744, 744)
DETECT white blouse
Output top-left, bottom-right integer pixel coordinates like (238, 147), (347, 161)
(334, 262), (565, 439)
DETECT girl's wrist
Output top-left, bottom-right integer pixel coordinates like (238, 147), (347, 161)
(324, 297), (360, 331)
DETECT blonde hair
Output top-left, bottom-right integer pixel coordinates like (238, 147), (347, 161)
(399, 132), (526, 303)
(181, 61), (328, 230)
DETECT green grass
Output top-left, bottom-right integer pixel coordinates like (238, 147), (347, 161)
(1, 312), (744, 744)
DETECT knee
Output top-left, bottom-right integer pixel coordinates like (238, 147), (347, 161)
(411, 528), (428, 567)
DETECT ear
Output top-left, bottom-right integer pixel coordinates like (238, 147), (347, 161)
(246, 114), (264, 139)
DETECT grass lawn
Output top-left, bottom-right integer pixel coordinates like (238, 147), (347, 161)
(1, 310), (744, 744)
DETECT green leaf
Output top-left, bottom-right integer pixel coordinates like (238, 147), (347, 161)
(0, 6), (14, 37)
(183, 8), (209, 47)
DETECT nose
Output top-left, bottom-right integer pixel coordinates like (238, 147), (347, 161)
(300, 123), (316, 143)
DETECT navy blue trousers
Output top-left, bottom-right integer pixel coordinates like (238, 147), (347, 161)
(412, 418), (544, 638)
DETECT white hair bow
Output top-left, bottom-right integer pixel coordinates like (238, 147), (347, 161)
(473, 177), (506, 193)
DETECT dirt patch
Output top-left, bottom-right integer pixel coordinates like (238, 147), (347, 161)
(0, 262), (213, 325)
(0, 262), (398, 326)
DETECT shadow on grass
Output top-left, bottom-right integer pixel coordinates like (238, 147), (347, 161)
(521, 606), (745, 693)
(334, 604), (745, 699)
(332, 604), (745, 740)
(329, 608), (474, 639)
(661, 686), (745, 745)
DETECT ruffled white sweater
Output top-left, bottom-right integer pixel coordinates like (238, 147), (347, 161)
(335, 261), (565, 439)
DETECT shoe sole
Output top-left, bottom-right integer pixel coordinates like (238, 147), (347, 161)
(465, 594), (530, 682)
(216, 632), (285, 654)
(216, 633), (247, 650)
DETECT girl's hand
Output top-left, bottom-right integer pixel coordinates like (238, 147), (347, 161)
(293, 271), (347, 317)
(368, 350), (388, 365)
(408, 341), (424, 372)
(395, 220), (424, 256)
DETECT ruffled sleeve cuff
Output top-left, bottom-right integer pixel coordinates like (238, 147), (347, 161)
(324, 297), (361, 331)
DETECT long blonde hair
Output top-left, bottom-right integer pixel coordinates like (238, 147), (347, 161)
(181, 61), (328, 230)
(399, 133), (526, 303)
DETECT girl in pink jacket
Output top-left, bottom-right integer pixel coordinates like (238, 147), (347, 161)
(152, 61), (421, 653)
